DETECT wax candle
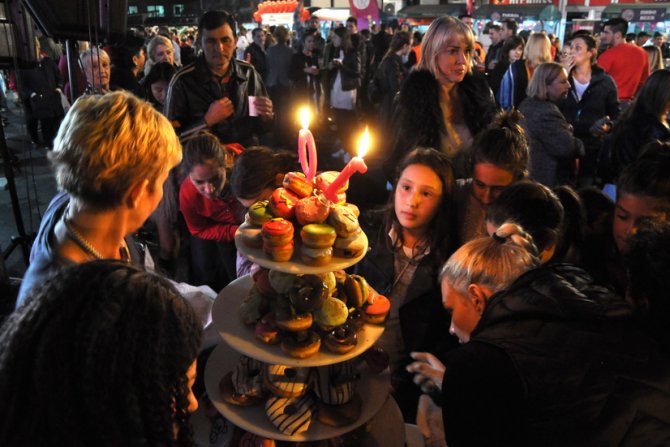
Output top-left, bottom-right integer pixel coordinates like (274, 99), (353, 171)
(297, 106), (317, 182)
(324, 127), (370, 203)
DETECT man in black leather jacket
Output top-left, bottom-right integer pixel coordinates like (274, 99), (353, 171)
(165, 10), (274, 146)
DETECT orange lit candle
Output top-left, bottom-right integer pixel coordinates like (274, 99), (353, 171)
(324, 127), (370, 203)
(297, 106), (317, 182)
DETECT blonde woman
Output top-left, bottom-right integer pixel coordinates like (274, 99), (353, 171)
(519, 62), (584, 187)
(407, 223), (670, 446)
(16, 90), (182, 306)
(386, 15), (497, 179)
(80, 48), (111, 94)
(498, 32), (553, 109)
(144, 34), (177, 76)
(644, 44), (664, 73)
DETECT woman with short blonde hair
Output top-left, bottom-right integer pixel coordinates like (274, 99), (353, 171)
(16, 90), (182, 306)
(519, 62), (584, 186)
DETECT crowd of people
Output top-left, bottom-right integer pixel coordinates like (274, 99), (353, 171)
(1, 8), (670, 447)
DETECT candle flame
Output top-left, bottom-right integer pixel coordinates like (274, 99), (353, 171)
(298, 106), (311, 129)
(357, 127), (371, 158)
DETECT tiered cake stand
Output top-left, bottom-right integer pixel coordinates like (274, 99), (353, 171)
(203, 230), (393, 442)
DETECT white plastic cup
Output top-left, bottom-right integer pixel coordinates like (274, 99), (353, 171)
(248, 96), (258, 117)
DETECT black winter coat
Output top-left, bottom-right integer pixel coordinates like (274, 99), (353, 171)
(19, 57), (63, 120)
(385, 69), (497, 179)
(560, 65), (619, 154)
(442, 264), (670, 446)
(323, 44), (361, 96)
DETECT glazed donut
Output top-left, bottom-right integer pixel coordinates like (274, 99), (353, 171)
(263, 239), (294, 262)
(275, 305), (313, 332)
(238, 285), (268, 325)
(262, 218), (294, 246)
(238, 222), (263, 248)
(363, 290), (390, 325)
(268, 270), (297, 295)
(248, 200), (274, 226)
(265, 394), (316, 436)
(346, 308), (365, 333)
(282, 172), (314, 198)
(312, 360), (358, 405)
(289, 274), (329, 313)
(295, 195), (331, 226)
(318, 271), (337, 295)
(280, 330), (321, 359)
(268, 187), (300, 219)
(300, 245), (333, 266)
(255, 312), (281, 344)
(333, 230), (366, 258)
(264, 364), (312, 397)
(253, 268), (277, 298)
(300, 223), (337, 249)
(313, 296), (349, 332)
(328, 205), (360, 238)
(343, 274), (369, 309)
(231, 355), (265, 398)
(323, 324), (358, 354)
(220, 371), (265, 406)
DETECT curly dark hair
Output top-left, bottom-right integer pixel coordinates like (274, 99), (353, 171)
(229, 146), (297, 201)
(0, 261), (202, 446)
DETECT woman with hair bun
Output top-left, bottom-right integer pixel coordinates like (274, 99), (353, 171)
(454, 109), (529, 244)
(408, 222), (670, 446)
(0, 261), (202, 446)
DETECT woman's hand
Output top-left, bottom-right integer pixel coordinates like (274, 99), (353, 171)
(406, 351), (446, 393)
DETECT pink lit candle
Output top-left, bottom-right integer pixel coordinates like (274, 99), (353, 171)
(324, 127), (370, 203)
(297, 106), (317, 182)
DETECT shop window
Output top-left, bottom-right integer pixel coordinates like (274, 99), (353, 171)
(147, 5), (165, 17)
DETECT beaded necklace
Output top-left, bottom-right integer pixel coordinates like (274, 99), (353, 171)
(63, 210), (130, 262)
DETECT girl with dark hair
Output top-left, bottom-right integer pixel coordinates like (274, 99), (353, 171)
(143, 61), (177, 110)
(373, 31), (411, 127)
(0, 261), (202, 446)
(487, 35), (524, 102)
(179, 131), (244, 292)
(454, 109), (529, 244)
(584, 141), (670, 296)
(228, 146), (297, 276)
(289, 29), (322, 111)
(559, 33), (619, 186)
(109, 32), (146, 97)
(599, 69), (670, 183)
(355, 147), (458, 422)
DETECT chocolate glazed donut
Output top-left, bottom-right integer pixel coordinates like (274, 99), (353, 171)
(289, 275), (329, 313)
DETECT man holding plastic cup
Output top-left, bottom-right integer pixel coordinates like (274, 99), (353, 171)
(165, 10), (274, 146)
